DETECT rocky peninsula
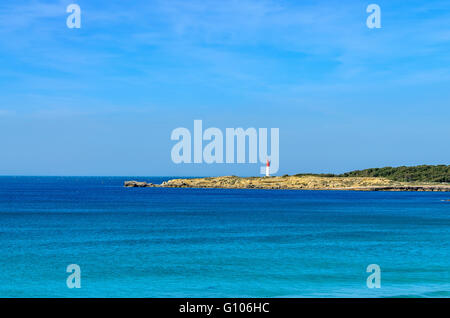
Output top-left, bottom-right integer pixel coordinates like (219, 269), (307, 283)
(125, 165), (450, 191)
(124, 176), (450, 192)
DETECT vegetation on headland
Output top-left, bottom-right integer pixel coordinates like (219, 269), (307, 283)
(294, 165), (450, 183)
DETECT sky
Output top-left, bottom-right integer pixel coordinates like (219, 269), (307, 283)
(0, 0), (449, 176)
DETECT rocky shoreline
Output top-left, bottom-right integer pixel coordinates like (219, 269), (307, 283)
(124, 176), (450, 192)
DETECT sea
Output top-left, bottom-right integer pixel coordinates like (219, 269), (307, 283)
(0, 176), (449, 297)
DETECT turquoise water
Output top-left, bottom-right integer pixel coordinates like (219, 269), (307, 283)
(0, 176), (449, 297)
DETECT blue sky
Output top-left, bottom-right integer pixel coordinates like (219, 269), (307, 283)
(0, 0), (449, 176)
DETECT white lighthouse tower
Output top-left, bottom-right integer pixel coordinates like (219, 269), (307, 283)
(266, 159), (270, 177)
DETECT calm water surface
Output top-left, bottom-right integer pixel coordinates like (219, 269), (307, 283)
(0, 177), (449, 297)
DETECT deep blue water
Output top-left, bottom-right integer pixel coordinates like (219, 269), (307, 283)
(0, 176), (449, 297)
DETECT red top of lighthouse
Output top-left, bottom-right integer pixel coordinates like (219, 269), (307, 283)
(266, 160), (270, 167)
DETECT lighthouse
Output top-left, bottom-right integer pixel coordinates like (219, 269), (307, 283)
(266, 159), (270, 177)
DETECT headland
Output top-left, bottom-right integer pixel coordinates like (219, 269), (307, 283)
(124, 165), (450, 192)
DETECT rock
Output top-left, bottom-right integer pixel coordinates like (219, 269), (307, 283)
(124, 181), (154, 187)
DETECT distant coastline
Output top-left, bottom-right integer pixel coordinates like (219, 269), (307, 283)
(125, 165), (450, 192)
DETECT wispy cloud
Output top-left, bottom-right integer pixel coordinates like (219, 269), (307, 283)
(1, 0), (450, 113)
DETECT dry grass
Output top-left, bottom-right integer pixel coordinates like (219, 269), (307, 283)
(164, 175), (403, 190)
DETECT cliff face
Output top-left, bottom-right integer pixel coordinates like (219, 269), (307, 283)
(125, 176), (450, 191)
